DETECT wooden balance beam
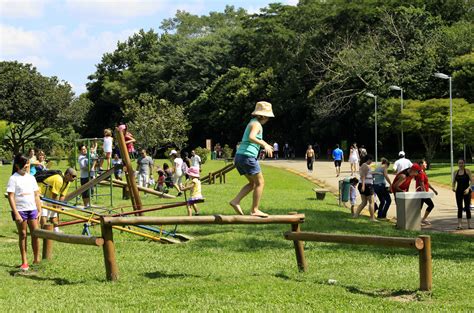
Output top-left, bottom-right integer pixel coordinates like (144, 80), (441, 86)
(106, 178), (176, 199)
(283, 231), (432, 291)
(63, 167), (116, 202)
(33, 224), (104, 261)
(100, 212), (305, 281)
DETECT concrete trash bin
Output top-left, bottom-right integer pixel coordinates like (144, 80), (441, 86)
(395, 192), (434, 231)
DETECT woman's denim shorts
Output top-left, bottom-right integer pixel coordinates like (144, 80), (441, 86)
(234, 154), (261, 176)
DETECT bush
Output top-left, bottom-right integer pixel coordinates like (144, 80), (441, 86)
(194, 146), (210, 164)
(222, 144), (233, 159)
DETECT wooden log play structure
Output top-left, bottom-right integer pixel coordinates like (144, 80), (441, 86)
(284, 231), (432, 291)
(33, 224), (103, 261)
(41, 204), (179, 244)
(104, 178), (176, 199)
(201, 163), (235, 184)
(100, 213), (306, 281)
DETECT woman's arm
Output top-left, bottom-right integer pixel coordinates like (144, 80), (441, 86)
(34, 190), (42, 218)
(452, 171), (457, 192)
(248, 122), (273, 157)
(465, 169), (472, 194)
(8, 192), (22, 221)
(383, 167), (392, 185)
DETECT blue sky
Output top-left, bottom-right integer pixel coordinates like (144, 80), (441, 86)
(0, 0), (297, 95)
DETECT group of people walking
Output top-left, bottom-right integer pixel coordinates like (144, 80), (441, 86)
(350, 150), (472, 229)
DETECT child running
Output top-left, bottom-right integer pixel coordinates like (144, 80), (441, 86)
(180, 166), (203, 216)
(229, 101), (274, 217)
(7, 154), (42, 271)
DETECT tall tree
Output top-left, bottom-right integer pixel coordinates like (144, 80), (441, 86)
(122, 93), (189, 154)
(0, 61), (85, 155)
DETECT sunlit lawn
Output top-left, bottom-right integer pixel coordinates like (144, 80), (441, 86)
(0, 160), (473, 311)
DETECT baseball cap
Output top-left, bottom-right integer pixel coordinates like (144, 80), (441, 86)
(169, 149), (177, 156)
(410, 163), (422, 173)
(399, 151), (405, 157)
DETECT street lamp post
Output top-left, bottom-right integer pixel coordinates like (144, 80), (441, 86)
(389, 85), (404, 151)
(365, 92), (378, 164)
(434, 72), (453, 179)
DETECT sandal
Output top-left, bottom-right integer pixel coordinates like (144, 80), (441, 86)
(456, 226), (463, 230)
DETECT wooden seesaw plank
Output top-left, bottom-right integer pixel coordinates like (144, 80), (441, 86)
(33, 229), (104, 246)
(42, 204), (180, 244)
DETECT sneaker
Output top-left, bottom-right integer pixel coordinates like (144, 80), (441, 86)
(20, 263), (29, 271)
(421, 220), (431, 225)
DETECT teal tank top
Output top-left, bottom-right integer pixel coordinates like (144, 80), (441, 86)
(373, 166), (385, 185)
(236, 118), (262, 158)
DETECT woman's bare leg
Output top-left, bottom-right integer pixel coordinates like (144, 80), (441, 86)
(354, 195), (367, 217)
(27, 219), (40, 263)
(248, 172), (267, 217)
(229, 178), (254, 215)
(16, 221), (28, 265)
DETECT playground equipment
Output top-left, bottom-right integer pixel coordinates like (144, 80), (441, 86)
(100, 212), (306, 281)
(34, 224), (103, 261)
(201, 163), (235, 184)
(284, 231), (432, 291)
(73, 138), (114, 207)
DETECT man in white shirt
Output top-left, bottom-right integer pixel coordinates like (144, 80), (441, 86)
(393, 151), (413, 173)
(190, 150), (201, 169)
(273, 142), (279, 159)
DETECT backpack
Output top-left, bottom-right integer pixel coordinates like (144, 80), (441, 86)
(34, 169), (63, 183)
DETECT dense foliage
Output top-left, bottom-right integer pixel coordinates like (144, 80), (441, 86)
(84, 1), (472, 159)
(0, 62), (91, 156)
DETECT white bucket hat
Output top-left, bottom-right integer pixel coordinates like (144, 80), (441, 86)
(251, 101), (274, 117)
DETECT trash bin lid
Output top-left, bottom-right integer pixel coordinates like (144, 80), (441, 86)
(395, 191), (434, 199)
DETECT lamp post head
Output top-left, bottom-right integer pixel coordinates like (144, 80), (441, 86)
(389, 85), (402, 91)
(365, 92), (376, 98)
(434, 72), (450, 79)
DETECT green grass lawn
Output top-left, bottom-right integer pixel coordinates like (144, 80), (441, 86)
(0, 160), (473, 311)
(427, 163), (474, 187)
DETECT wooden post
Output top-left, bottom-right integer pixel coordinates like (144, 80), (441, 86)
(115, 127), (143, 215)
(219, 172), (222, 184)
(289, 212), (307, 272)
(101, 217), (118, 281)
(223, 173), (226, 184)
(42, 224), (54, 260)
(418, 235), (432, 291)
(208, 173), (212, 185)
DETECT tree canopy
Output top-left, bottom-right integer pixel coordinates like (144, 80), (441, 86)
(0, 61), (90, 155)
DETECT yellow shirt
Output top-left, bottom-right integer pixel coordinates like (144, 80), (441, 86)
(190, 178), (202, 199)
(39, 174), (70, 199)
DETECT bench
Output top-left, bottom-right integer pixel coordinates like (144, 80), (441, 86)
(312, 188), (330, 200)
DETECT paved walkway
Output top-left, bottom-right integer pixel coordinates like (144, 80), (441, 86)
(263, 159), (473, 235)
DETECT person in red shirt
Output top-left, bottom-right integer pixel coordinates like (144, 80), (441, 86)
(416, 159), (438, 225)
(392, 163), (422, 193)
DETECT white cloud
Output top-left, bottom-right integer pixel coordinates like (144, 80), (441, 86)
(0, 24), (43, 56)
(1, 55), (51, 70)
(46, 24), (139, 60)
(285, 0), (299, 5)
(65, 0), (166, 18)
(0, 0), (49, 18)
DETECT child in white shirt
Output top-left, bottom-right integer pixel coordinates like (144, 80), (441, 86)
(349, 177), (359, 216)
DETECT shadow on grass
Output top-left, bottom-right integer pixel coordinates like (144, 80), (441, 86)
(342, 285), (422, 301)
(8, 270), (78, 285)
(144, 271), (201, 279)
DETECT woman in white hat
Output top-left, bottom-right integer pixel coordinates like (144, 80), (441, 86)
(229, 101), (274, 217)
